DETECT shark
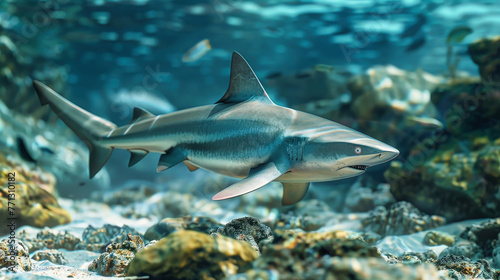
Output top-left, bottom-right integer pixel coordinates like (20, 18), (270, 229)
(32, 52), (399, 205)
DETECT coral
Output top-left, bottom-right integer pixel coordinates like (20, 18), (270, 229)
(18, 229), (81, 252)
(362, 201), (445, 236)
(75, 224), (142, 252)
(88, 234), (144, 277)
(127, 230), (258, 279)
(0, 239), (32, 272)
(211, 217), (274, 254)
(32, 250), (68, 265)
(144, 215), (221, 241)
(347, 65), (444, 154)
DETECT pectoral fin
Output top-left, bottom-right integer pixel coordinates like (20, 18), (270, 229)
(157, 148), (186, 172)
(212, 161), (289, 200)
(281, 182), (310, 206)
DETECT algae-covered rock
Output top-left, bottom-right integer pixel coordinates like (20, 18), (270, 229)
(0, 239), (32, 272)
(127, 230), (258, 279)
(18, 229), (80, 252)
(32, 250), (68, 265)
(468, 36), (500, 83)
(211, 217), (274, 254)
(76, 224), (142, 252)
(144, 216), (221, 241)
(0, 166), (71, 233)
(88, 234), (144, 277)
(386, 139), (500, 221)
(362, 201), (445, 236)
(435, 255), (499, 279)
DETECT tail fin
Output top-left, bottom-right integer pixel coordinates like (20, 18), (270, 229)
(32, 80), (117, 178)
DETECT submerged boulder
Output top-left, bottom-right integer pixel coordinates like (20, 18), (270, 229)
(469, 36), (500, 83)
(127, 230), (258, 279)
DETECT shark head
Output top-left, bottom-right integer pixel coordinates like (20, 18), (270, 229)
(291, 114), (400, 181)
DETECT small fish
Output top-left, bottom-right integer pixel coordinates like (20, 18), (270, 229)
(447, 26), (473, 44)
(405, 36), (426, 52)
(313, 64), (334, 73)
(295, 72), (312, 79)
(405, 116), (443, 130)
(182, 39), (212, 62)
(265, 72), (282, 79)
(399, 14), (427, 39)
(109, 89), (176, 117)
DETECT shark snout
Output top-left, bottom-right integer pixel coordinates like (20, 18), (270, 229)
(378, 144), (399, 163)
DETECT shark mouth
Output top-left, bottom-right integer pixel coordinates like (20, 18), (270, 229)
(348, 165), (368, 171)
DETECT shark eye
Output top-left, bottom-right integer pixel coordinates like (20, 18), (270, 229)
(354, 146), (362, 155)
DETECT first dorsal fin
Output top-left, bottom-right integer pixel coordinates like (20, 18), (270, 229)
(216, 52), (274, 104)
(129, 107), (155, 124)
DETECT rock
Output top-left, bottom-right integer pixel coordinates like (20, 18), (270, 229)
(343, 180), (396, 213)
(0, 239), (32, 272)
(423, 231), (456, 247)
(431, 80), (500, 136)
(460, 218), (500, 257)
(75, 224), (142, 252)
(253, 231), (441, 280)
(31, 250), (68, 265)
(19, 229), (81, 252)
(440, 239), (482, 260)
(385, 139), (500, 222)
(211, 217), (274, 254)
(362, 201), (445, 236)
(385, 250), (438, 265)
(88, 234), (144, 277)
(127, 230), (258, 279)
(468, 36), (500, 83)
(0, 166), (71, 234)
(144, 216), (221, 241)
(435, 255), (499, 279)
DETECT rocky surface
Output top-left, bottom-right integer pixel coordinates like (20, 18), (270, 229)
(469, 36), (500, 83)
(211, 217), (274, 254)
(362, 201), (446, 236)
(144, 215), (221, 241)
(75, 224), (142, 252)
(18, 229), (81, 252)
(0, 239), (32, 272)
(88, 233), (144, 276)
(31, 250), (68, 265)
(127, 230), (258, 279)
(0, 162), (71, 234)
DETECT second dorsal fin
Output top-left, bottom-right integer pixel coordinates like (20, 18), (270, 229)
(216, 52), (274, 105)
(129, 107), (155, 124)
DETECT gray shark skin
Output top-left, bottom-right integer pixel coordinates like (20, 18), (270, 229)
(32, 52), (399, 205)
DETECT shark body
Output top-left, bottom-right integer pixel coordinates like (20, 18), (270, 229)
(32, 52), (399, 205)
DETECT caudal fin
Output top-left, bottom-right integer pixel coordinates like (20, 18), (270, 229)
(32, 80), (117, 178)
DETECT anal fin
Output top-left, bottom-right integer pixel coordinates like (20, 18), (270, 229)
(281, 182), (310, 206)
(157, 148), (186, 172)
(184, 161), (199, 172)
(212, 160), (289, 200)
(128, 150), (148, 167)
